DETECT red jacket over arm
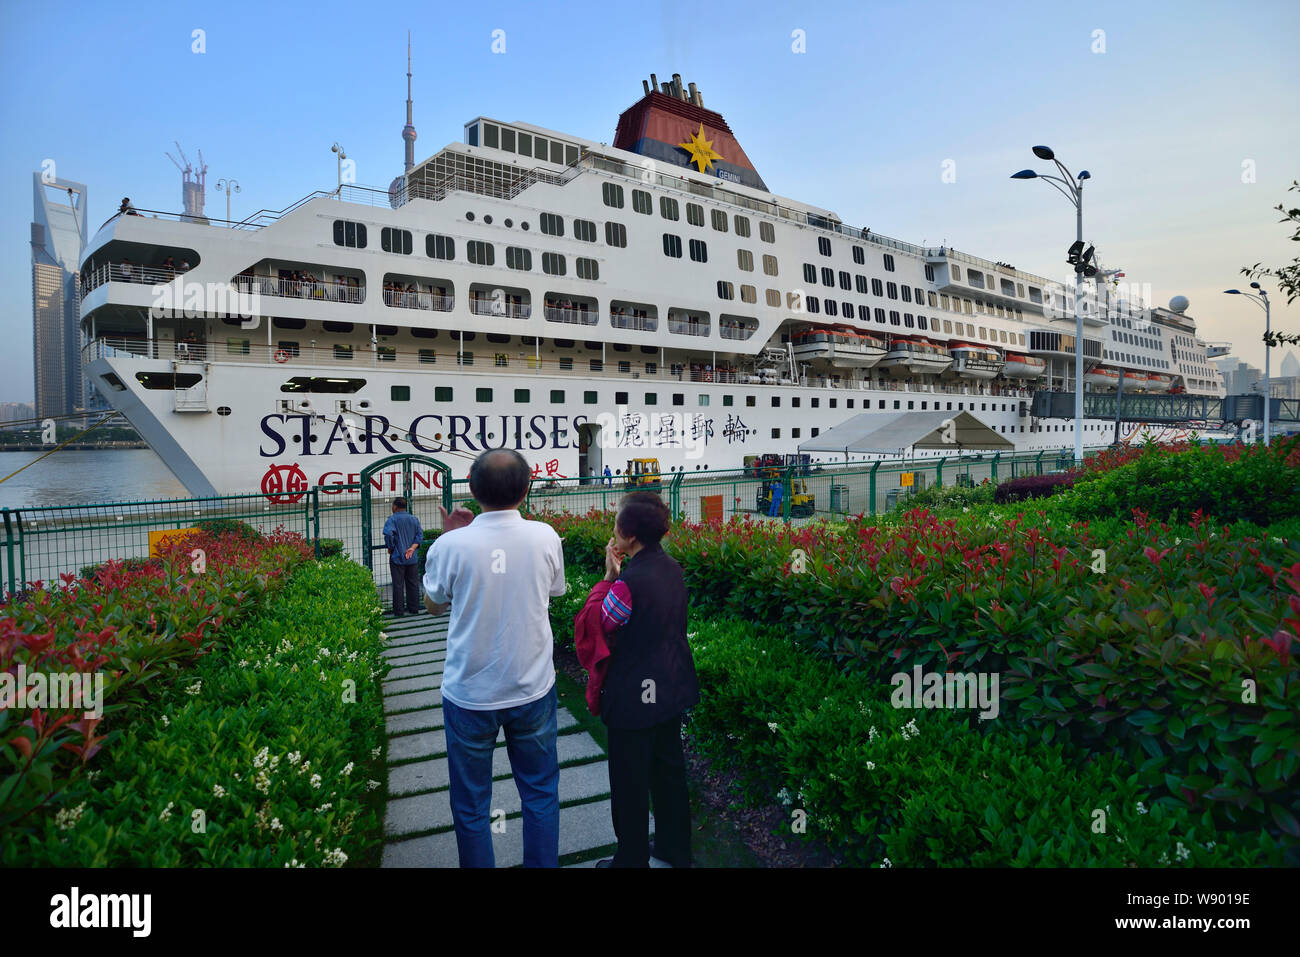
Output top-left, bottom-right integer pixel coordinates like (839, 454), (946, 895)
(573, 581), (613, 715)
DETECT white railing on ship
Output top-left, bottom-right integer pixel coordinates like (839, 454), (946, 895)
(383, 289), (455, 312)
(667, 320), (710, 337)
(470, 299), (532, 319)
(610, 314), (657, 332)
(541, 305), (596, 325)
(234, 275), (365, 304)
(82, 335), (1038, 399)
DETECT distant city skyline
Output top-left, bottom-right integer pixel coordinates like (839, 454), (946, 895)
(1, 0), (1296, 403)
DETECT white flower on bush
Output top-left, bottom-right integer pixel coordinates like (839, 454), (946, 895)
(184, 681), (202, 696)
(900, 719), (920, 741)
(316, 803), (334, 814)
(323, 847), (348, 867)
(270, 817), (284, 833)
(1175, 842), (1190, 862)
(55, 802), (86, 831)
(776, 787), (793, 806)
(766, 722), (779, 733)
(288, 751), (302, 766)
(865, 761), (876, 771)
(160, 715), (170, 728)
(159, 801), (175, 822)
(868, 726), (878, 742)
(369, 747), (381, 760)
(298, 760), (311, 776)
(255, 770), (272, 795)
(212, 783), (227, 799)
(341, 762), (354, 777)
(880, 858), (893, 868)
(366, 780), (381, 792)
(1136, 802), (1148, 815)
(254, 746), (270, 769)
(310, 773), (323, 790)
(284, 859), (305, 869)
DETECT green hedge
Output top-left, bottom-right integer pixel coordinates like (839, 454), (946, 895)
(3, 556), (388, 866)
(687, 616), (1280, 866)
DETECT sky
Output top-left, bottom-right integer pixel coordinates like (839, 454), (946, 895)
(1, 0), (1297, 402)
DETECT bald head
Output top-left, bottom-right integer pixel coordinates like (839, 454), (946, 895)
(468, 448), (531, 509)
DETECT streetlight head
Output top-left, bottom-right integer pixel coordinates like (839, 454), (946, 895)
(1078, 170), (1091, 180)
(1032, 145), (1055, 160)
(1010, 169), (1038, 179)
(1223, 289), (1241, 295)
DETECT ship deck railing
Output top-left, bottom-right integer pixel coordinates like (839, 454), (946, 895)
(82, 335), (1036, 399)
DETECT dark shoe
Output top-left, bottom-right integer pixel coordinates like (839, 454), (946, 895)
(595, 858), (614, 868)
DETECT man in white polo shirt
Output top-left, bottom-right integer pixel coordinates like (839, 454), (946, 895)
(423, 448), (566, 867)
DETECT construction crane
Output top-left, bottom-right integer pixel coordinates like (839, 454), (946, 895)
(165, 142), (208, 221)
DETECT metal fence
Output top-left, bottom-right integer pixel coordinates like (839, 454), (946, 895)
(1, 447), (1087, 599)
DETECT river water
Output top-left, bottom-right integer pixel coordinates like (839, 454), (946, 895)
(0, 449), (188, 508)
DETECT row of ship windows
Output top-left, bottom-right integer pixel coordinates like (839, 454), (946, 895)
(1104, 350), (1170, 370)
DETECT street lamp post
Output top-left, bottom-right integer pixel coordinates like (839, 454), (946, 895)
(1011, 147), (1092, 467)
(331, 143), (347, 195)
(216, 178), (240, 225)
(1223, 284), (1271, 444)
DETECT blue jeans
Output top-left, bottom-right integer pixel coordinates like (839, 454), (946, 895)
(442, 684), (560, 867)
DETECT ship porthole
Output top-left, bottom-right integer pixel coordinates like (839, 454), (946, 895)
(217, 406), (232, 416)
(504, 219), (513, 228)
(521, 222), (529, 231)
(483, 214), (493, 225)
(465, 211), (475, 221)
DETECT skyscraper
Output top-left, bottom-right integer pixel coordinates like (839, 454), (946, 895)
(31, 172), (89, 420)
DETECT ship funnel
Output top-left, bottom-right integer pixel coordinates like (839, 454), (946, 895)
(672, 73), (683, 99)
(650, 73), (658, 93)
(688, 81), (698, 105)
(642, 79), (650, 95)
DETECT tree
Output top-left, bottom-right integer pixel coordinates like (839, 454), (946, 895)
(1242, 180), (1300, 346)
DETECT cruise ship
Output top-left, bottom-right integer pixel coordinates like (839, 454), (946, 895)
(77, 70), (1228, 499)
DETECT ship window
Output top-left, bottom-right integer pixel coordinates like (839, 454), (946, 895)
(883, 254), (895, 272)
(541, 213), (564, 237)
(723, 395), (733, 406)
(824, 300), (837, 317)
(640, 346), (658, 355)
(686, 203), (704, 227)
(763, 255), (778, 277)
(605, 222), (627, 248)
(801, 263), (815, 284)
(672, 393), (685, 406)
(585, 391), (598, 404)
(467, 241), (495, 266)
(374, 324), (399, 337)
(853, 246), (865, 265)
(483, 124), (498, 149)
(917, 316), (927, 330)
(890, 311), (900, 325)
(644, 393), (657, 405)
(771, 428), (780, 439)
(487, 333), (511, 344)
(476, 388), (493, 402)
(904, 313), (914, 328)
(618, 360), (631, 372)
(506, 247), (532, 271)
(277, 341), (300, 357)
(559, 357), (573, 370)
(516, 132), (531, 157)
(590, 359), (603, 372)
(466, 124), (478, 146)
(576, 257), (599, 280)
(273, 317), (307, 330)
(435, 386), (452, 401)
(887, 282), (898, 299)
(760, 221), (775, 243)
(818, 237), (832, 257)
(645, 362), (657, 374)
(872, 278), (884, 297)
(928, 291), (937, 307)
(855, 275), (868, 294)
(711, 209), (728, 232)
(806, 296), (820, 314)
(551, 390), (565, 403)
(460, 352), (474, 365)
(734, 215), (751, 237)
(501, 128), (515, 152)
(542, 252), (567, 276)
(875, 308), (886, 323)
(901, 286), (912, 303)
(829, 398), (837, 408)
(689, 239), (708, 263)
(792, 397), (801, 408)
(738, 249), (754, 272)
(100, 372), (126, 391)
(411, 327), (438, 339)
(698, 394), (709, 406)
(660, 197), (680, 221)
(741, 285), (757, 304)
(135, 371), (202, 390)
(717, 281), (734, 300)
(632, 189), (652, 214)
(392, 385), (411, 401)
(566, 145), (578, 165)
(419, 349), (437, 364)
(842, 300), (853, 316)
(381, 227), (413, 255)
(839, 270), (851, 290)
(280, 376), (367, 394)
(333, 220), (368, 248)
(323, 321), (353, 334)
(821, 268), (834, 287)
(746, 396), (756, 407)
(574, 219), (597, 242)
(859, 305), (870, 322)
(602, 183), (625, 208)
(333, 344), (353, 360)
(766, 288), (780, 307)
(227, 338), (251, 355)
(427, 234), (456, 260)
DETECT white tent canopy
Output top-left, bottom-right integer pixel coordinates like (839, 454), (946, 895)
(797, 410), (1014, 456)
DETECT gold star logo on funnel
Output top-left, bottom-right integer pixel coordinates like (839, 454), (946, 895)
(678, 122), (724, 173)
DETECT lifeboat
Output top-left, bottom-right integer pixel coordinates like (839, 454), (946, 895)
(1122, 371), (1150, 391)
(1084, 365), (1121, 390)
(878, 336), (953, 375)
(1144, 372), (1174, 393)
(1001, 351), (1047, 379)
(790, 324), (886, 368)
(948, 341), (1004, 380)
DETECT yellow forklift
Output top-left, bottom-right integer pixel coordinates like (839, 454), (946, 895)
(753, 453), (815, 517)
(625, 457), (663, 491)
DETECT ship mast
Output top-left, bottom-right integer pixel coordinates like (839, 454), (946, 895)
(402, 32), (417, 174)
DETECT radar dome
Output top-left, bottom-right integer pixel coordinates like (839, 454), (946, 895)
(388, 175), (406, 210)
(1169, 295), (1189, 314)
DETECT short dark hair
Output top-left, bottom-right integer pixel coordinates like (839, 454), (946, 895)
(468, 449), (531, 508)
(616, 491), (671, 546)
(393, 497), (407, 510)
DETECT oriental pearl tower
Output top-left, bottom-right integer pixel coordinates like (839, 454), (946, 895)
(389, 33), (417, 208)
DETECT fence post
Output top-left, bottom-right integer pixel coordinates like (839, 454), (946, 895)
(670, 471), (685, 516)
(1035, 450), (1045, 475)
(935, 457), (946, 489)
(782, 465), (792, 522)
(991, 451), (1000, 483)
(311, 487), (321, 558)
(1, 508), (12, 596)
(869, 461), (881, 516)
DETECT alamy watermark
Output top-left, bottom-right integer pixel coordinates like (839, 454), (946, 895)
(0, 665), (105, 719)
(890, 666), (1000, 720)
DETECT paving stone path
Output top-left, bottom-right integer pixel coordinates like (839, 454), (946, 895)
(378, 610), (661, 868)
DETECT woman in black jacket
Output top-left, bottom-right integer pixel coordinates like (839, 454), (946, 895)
(594, 491), (699, 868)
